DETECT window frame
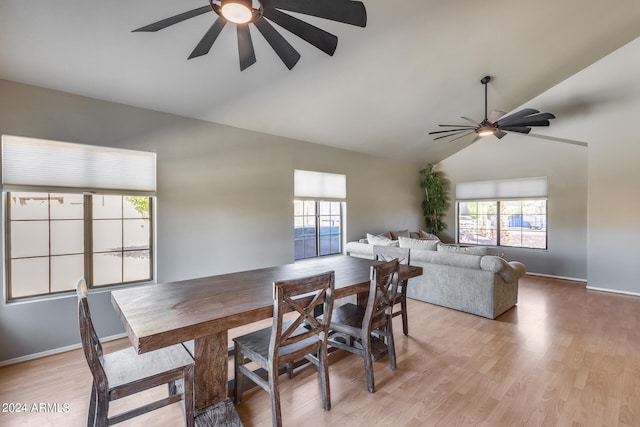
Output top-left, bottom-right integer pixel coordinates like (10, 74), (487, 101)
(4, 191), (155, 301)
(457, 198), (548, 249)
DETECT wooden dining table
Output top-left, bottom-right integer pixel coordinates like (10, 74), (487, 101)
(110, 254), (422, 422)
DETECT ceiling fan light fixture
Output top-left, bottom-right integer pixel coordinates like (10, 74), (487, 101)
(477, 127), (495, 137)
(220, 0), (253, 24)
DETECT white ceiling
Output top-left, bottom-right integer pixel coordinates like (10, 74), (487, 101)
(2, 0), (640, 164)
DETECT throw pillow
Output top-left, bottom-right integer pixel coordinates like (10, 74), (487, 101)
(437, 244), (489, 256)
(389, 229), (410, 240)
(366, 233), (399, 247)
(418, 229), (439, 240)
(398, 236), (439, 251)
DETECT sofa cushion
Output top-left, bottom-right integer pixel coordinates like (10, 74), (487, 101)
(390, 229), (410, 240)
(398, 236), (439, 251)
(418, 230), (439, 240)
(437, 244), (489, 256)
(366, 233), (399, 247)
(411, 250), (482, 269)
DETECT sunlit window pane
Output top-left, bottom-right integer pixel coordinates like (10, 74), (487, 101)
(11, 258), (49, 298)
(50, 193), (84, 219)
(123, 250), (151, 282)
(93, 219), (123, 252)
(93, 253), (122, 286)
(93, 195), (122, 219)
(11, 221), (49, 258)
(123, 196), (149, 219)
(123, 219), (150, 251)
(51, 220), (84, 255)
(51, 255), (84, 292)
(9, 192), (49, 220)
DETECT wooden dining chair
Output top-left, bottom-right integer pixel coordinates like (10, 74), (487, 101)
(233, 271), (335, 427)
(77, 279), (195, 427)
(327, 259), (400, 393)
(373, 245), (411, 335)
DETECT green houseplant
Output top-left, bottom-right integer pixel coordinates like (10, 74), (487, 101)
(420, 163), (449, 234)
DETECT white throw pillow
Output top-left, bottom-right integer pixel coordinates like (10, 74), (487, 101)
(398, 236), (439, 251)
(366, 233), (399, 247)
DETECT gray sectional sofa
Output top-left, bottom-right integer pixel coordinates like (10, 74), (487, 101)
(345, 234), (526, 319)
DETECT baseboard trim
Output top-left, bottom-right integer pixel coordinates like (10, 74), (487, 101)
(525, 272), (587, 283)
(586, 286), (640, 298)
(0, 332), (127, 367)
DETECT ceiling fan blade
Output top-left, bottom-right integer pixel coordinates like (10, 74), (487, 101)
(461, 116), (481, 126)
(437, 124), (476, 128)
(433, 130), (472, 140)
(504, 120), (551, 128)
(429, 128), (474, 135)
(488, 110), (507, 124)
(495, 108), (541, 126)
(448, 131), (475, 142)
(494, 129), (508, 139)
(253, 17), (300, 69)
(263, 9), (338, 56)
(528, 133), (589, 147)
(188, 18), (227, 59)
(133, 6), (212, 32)
(237, 24), (257, 71)
(500, 126), (532, 134)
(498, 113), (555, 127)
(269, 0), (367, 27)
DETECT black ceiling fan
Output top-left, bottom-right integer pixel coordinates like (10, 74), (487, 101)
(429, 76), (557, 143)
(133, 0), (367, 71)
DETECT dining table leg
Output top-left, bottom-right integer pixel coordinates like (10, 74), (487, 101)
(194, 331), (229, 409)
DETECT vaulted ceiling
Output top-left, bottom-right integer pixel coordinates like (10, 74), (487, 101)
(2, 0), (640, 164)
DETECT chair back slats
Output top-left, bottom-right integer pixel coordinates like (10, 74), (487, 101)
(77, 279), (108, 389)
(373, 245), (410, 265)
(270, 271), (335, 356)
(364, 260), (399, 330)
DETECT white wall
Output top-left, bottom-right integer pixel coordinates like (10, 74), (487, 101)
(0, 79), (423, 362)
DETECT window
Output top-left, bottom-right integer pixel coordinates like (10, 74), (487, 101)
(456, 177), (547, 249)
(293, 170), (346, 260)
(7, 192), (152, 299)
(458, 199), (547, 249)
(294, 200), (343, 260)
(2, 135), (156, 300)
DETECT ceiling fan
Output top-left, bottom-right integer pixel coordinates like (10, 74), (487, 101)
(429, 76), (558, 143)
(133, 0), (367, 71)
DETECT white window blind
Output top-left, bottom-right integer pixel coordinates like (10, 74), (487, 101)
(456, 177), (547, 200)
(1, 135), (156, 194)
(294, 170), (346, 200)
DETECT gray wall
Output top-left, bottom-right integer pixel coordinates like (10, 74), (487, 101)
(0, 79), (423, 362)
(437, 134), (588, 280)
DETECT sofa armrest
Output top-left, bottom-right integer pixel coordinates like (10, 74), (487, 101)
(480, 256), (527, 282)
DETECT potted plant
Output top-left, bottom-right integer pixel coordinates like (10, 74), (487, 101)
(420, 163), (449, 235)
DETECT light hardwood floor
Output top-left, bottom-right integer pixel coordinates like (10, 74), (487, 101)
(1, 274), (640, 426)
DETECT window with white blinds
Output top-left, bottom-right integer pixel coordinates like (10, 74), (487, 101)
(456, 177), (548, 249)
(294, 170), (346, 260)
(2, 135), (156, 301)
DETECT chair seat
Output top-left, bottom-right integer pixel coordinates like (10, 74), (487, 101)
(330, 303), (386, 335)
(103, 344), (194, 390)
(233, 322), (321, 363)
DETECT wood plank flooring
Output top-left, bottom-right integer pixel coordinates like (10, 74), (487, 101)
(2, 274), (640, 426)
